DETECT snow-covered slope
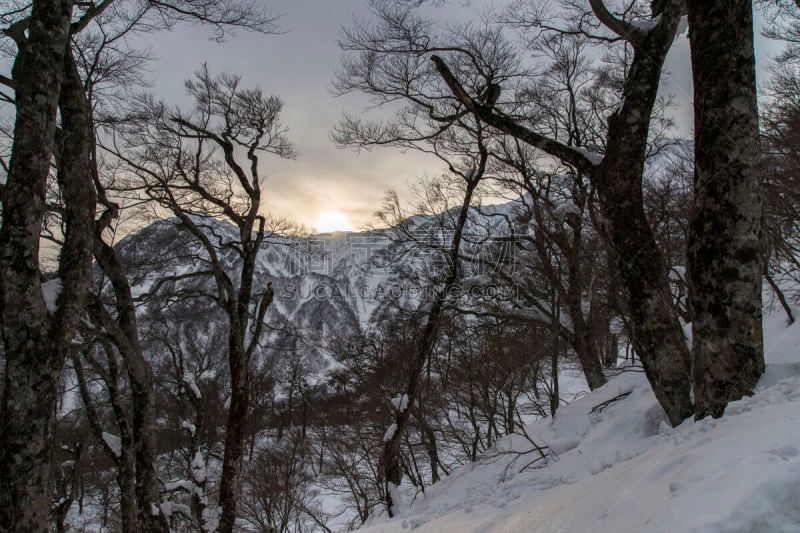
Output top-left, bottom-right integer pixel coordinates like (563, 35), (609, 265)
(112, 201), (525, 372)
(360, 309), (800, 533)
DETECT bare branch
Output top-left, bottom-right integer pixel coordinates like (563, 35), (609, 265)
(430, 54), (595, 174)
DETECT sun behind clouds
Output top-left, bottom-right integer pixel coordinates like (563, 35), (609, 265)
(315, 210), (353, 233)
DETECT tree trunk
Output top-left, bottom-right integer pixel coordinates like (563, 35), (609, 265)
(63, 42), (164, 530)
(90, 260), (168, 531)
(596, 174), (692, 426)
(588, 4), (693, 426)
(382, 174), (481, 516)
(565, 198), (606, 390)
(218, 330), (250, 533)
(93, 172), (169, 531)
(0, 3), (78, 529)
(687, 0), (765, 419)
(218, 241), (264, 533)
(117, 448), (140, 533)
(567, 303), (606, 390)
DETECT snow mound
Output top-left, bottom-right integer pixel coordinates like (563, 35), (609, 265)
(361, 312), (800, 532)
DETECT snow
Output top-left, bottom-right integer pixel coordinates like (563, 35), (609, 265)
(390, 394), (409, 412)
(387, 483), (406, 517)
(553, 201), (581, 220)
(191, 451), (207, 483)
(675, 15), (689, 40)
(574, 147), (603, 165)
(164, 479), (198, 494)
(180, 420), (197, 437)
(669, 265), (687, 282)
(159, 502), (187, 518)
(41, 278), (63, 314)
(681, 321), (692, 351)
(383, 423), (398, 442)
(360, 310), (800, 532)
(183, 372), (202, 400)
(631, 14), (661, 32)
(101, 432), (122, 458)
(202, 507), (220, 532)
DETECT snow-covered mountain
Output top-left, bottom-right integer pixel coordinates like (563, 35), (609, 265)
(111, 199), (524, 374)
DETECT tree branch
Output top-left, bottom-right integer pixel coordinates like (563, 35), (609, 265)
(3, 16), (30, 46)
(0, 74), (16, 90)
(70, 0), (115, 35)
(588, 0), (646, 44)
(430, 55), (596, 174)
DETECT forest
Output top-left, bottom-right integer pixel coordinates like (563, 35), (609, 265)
(0, 0), (799, 531)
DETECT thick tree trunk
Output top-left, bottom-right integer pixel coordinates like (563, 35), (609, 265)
(117, 449), (140, 533)
(687, 1), (765, 419)
(595, 174), (692, 425)
(591, 4), (693, 426)
(0, 3), (78, 529)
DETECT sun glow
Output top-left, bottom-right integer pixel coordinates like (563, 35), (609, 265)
(315, 210), (353, 233)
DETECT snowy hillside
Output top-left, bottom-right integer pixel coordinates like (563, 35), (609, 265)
(359, 309), (800, 533)
(112, 202), (524, 369)
(105, 202), (800, 533)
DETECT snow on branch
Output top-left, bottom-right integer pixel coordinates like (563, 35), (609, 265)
(383, 423), (398, 442)
(390, 394), (409, 412)
(588, 0), (647, 43)
(101, 432), (122, 459)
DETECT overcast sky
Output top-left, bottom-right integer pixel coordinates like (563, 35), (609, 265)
(138, 1), (782, 232)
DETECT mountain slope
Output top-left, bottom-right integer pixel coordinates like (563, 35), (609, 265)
(359, 308), (800, 533)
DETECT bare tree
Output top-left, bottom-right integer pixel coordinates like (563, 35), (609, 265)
(240, 429), (331, 533)
(759, 0), (800, 63)
(0, 3), (96, 528)
(377, 166), (487, 515)
(761, 66), (800, 324)
(491, 145), (611, 390)
(0, 1), (279, 528)
(429, 0), (693, 424)
(108, 68), (294, 531)
(335, 0), (692, 425)
(71, 336), (141, 532)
